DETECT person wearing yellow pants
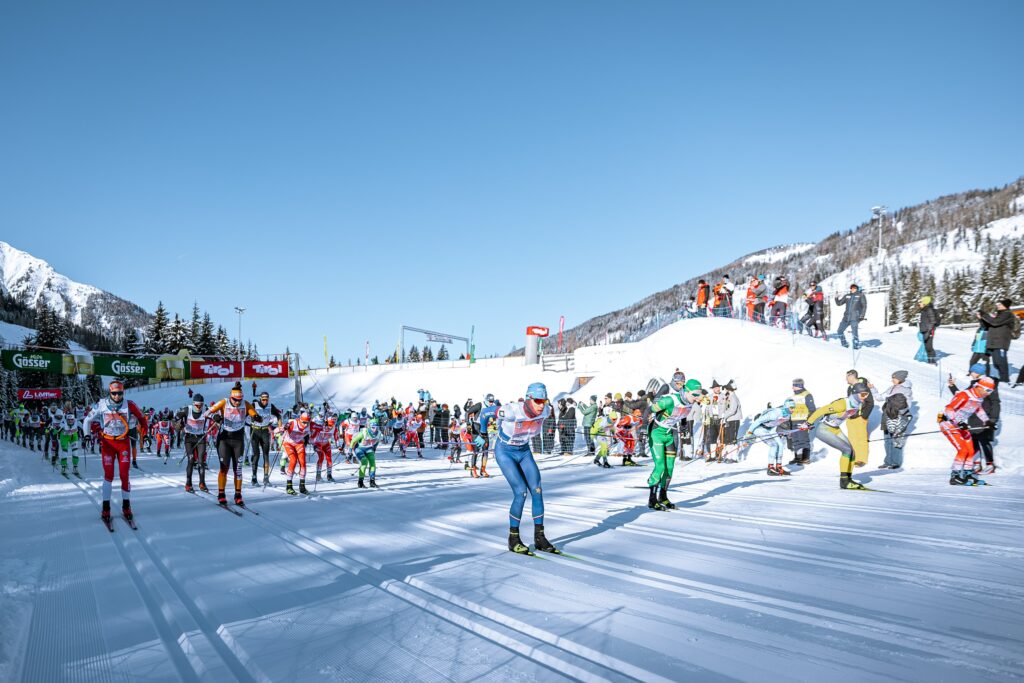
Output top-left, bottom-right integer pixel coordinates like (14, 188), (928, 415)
(845, 370), (873, 466)
(802, 382), (871, 489)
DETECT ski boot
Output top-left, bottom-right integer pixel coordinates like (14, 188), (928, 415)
(508, 528), (531, 554)
(658, 484), (676, 509)
(185, 483), (194, 493)
(787, 457), (802, 466)
(533, 524), (558, 554)
(602, 460), (611, 469)
(72, 466), (79, 476)
(315, 471), (323, 482)
(251, 475), (258, 485)
(622, 458), (637, 466)
(470, 466), (479, 478)
(199, 483), (210, 493)
(217, 491), (228, 506)
(593, 456), (601, 467)
(286, 481), (297, 495)
(101, 501), (112, 524)
(234, 492), (245, 507)
(358, 478), (366, 488)
(61, 462), (67, 475)
(326, 471), (334, 482)
(299, 481), (308, 495)
(648, 486), (666, 511)
(768, 464), (781, 476)
(132, 460), (139, 469)
(50, 455), (58, 466)
(244, 457), (250, 466)
(776, 464), (791, 476)
(417, 452), (424, 459)
(122, 500), (133, 522)
(280, 465), (286, 474)
(480, 468), (490, 478)
(959, 469), (986, 486)
(369, 478), (378, 488)
(840, 474), (867, 490)
(263, 474), (270, 486)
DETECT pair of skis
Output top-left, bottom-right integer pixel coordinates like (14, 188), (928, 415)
(101, 514), (137, 532)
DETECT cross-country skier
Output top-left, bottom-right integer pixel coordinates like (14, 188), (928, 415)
(801, 383), (870, 489)
(494, 383), (557, 554)
(312, 415), (336, 482)
(154, 415), (172, 461)
(250, 391), (281, 485)
(203, 383), (259, 507)
(743, 399), (795, 475)
(401, 412), (424, 458)
(940, 376), (995, 485)
(83, 381), (149, 523)
(182, 394), (210, 493)
(646, 378), (702, 510)
(58, 412), (81, 476)
(351, 417), (382, 488)
(591, 407), (615, 468)
(281, 410), (311, 494)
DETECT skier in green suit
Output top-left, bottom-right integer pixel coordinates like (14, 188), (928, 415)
(646, 377), (702, 510)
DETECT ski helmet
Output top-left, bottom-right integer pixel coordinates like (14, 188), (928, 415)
(193, 393), (204, 404)
(975, 376), (996, 393)
(298, 410), (310, 424)
(851, 382), (869, 395)
(683, 379), (702, 394)
(109, 380), (124, 395)
(368, 417), (379, 427)
(485, 393), (496, 404)
(670, 371), (686, 389)
(781, 398), (796, 416)
(525, 382), (548, 401)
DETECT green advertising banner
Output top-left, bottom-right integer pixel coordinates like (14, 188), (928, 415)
(93, 356), (158, 379)
(1, 349), (64, 373)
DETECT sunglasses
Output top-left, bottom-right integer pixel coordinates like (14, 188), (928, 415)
(229, 395), (242, 401)
(110, 391), (124, 396)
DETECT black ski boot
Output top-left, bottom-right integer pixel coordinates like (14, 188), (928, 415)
(251, 475), (258, 485)
(263, 474), (270, 486)
(315, 471), (323, 482)
(508, 527), (531, 554)
(234, 492), (245, 507)
(122, 500), (134, 521)
(217, 491), (228, 506)
(101, 500), (111, 523)
(369, 478), (378, 488)
(533, 524), (558, 553)
(299, 480), (308, 495)
(840, 474), (867, 490)
(358, 478), (366, 488)
(658, 483), (676, 509)
(286, 481), (296, 495)
(326, 471), (334, 482)
(648, 486), (666, 511)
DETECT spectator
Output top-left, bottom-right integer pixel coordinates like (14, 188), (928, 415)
(786, 378), (816, 464)
(834, 283), (867, 349)
(720, 381), (742, 458)
(745, 274), (766, 321)
(683, 296), (698, 318)
(578, 395), (598, 455)
(695, 280), (710, 316)
(969, 322), (991, 376)
(978, 299), (1015, 383)
(918, 296), (941, 364)
(800, 283), (825, 339)
(875, 370), (913, 470)
(438, 403), (451, 447)
(559, 398), (577, 455)
(769, 275), (790, 328)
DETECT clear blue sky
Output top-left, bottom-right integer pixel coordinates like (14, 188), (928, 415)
(2, 1), (1021, 364)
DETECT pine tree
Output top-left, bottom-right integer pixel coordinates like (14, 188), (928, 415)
(146, 302), (170, 354)
(121, 328), (143, 354)
(329, 355), (337, 368)
(214, 326), (232, 356)
(167, 313), (189, 352)
(371, 355), (379, 365)
(422, 346), (434, 362)
(189, 303), (202, 349)
(437, 344), (449, 361)
(197, 314), (216, 355)
(408, 345), (421, 362)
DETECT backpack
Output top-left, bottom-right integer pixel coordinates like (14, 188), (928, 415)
(1011, 314), (1022, 340)
(882, 393), (908, 420)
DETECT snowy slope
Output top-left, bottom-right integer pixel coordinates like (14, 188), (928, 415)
(0, 320), (85, 351)
(743, 242), (815, 265)
(3, 317), (1021, 682)
(0, 240), (151, 331)
(819, 213), (1024, 292)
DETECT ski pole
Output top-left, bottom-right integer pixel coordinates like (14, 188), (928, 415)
(867, 425), (990, 443)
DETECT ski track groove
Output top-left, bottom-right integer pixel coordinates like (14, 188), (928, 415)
(422, 517), (1021, 681)
(135, 467), (652, 683)
(70, 478), (263, 683)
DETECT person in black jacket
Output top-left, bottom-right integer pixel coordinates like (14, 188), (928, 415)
(948, 363), (1000, 473)
(978, 299), (1014, 383)
(834, 284), (867, 349)
(558, 399), (577, 455)
(437, 404), (451, 448)
(918, 296), (940, 364)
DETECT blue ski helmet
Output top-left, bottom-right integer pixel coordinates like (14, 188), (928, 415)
(485, 393), (496, 404)
(781, 398), (795, 416)
(525, 382), (548, 401)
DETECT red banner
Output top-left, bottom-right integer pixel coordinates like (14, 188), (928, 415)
(18, 388), (62, 401)
(244, 360), (289, 378)
(526, 326), (550, 337)
(189, 360), (241, 379)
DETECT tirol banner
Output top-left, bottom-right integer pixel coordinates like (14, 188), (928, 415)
(190, 360), (241, 379)
(17, 388), (62, 401)
(244, 360), (289, 378)
(1, 349), (64, 373)
(93, 355), (158, 379)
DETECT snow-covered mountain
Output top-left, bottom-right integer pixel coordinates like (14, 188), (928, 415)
(558, 176), (1024, 350)
(0, 240), (151, 334)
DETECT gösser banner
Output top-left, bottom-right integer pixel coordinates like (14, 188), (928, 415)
(93, 356), (158, 379)
(1, 350), (63, 373)
(17, 388), (62, 401)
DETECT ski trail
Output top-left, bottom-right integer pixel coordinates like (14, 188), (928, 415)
(69, 479), (265, 683)
(421, 517), (1022, 681)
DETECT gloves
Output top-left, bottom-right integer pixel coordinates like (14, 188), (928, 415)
(936, 412), (947, 423)
(957, 421), (969, 430)
(985, 420), (996, 429)
(798, 423), (812, 431)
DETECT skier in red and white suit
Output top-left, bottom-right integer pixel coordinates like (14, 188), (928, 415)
(940, 376), (994, 485)
(83, 381), (149, 522)
(312, 416), (337, 482)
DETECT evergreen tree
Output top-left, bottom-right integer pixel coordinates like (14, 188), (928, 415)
(146, 301), (170, 354)
(189, 303), (202, 349)
(121, 328), (143, 354)
(167, 313), (189, 352)
(197, 314), (216, 355)
(422, 345), (434, 362)
(214, 326), (232, 356)
(329, 355), (337, 368)
(437, 344), (449, 361)
(371, 355), (379, 365)
(408, 345), (421, 362)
